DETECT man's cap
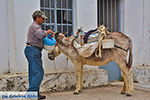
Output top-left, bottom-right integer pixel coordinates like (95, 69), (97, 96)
(32, 10), (48, 20)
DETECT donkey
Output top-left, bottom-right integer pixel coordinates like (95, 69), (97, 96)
(48, 32), (134, 96)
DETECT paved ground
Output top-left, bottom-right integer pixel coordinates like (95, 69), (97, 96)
(43, 85), (150, 100)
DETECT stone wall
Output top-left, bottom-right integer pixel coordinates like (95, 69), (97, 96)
(0, 69), (108, 92)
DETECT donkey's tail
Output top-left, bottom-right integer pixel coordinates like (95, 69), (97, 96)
(126, 39), (133, 69)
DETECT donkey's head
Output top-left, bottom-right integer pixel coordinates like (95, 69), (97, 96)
(48, 45), (61, 60)
(48, 32), (74, 60)
(48, 32), (66, 60)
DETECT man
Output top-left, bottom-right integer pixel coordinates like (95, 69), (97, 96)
(24, 10), (54, 100)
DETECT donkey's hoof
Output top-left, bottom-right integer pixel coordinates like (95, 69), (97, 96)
(73, 92), (79, 95)
(78, 90), (81, 93)
(126, 93), (132, 97)
(120, 91), (126, 95)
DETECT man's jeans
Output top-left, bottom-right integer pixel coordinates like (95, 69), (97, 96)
(24, 46), (44, 94)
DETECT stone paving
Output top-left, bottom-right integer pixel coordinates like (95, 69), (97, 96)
(43, 85), (150, 100)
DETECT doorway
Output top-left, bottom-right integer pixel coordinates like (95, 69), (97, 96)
(97, 0), (121, 81)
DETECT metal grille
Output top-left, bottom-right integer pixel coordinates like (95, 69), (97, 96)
(97, 0), (119, 32)
(40, 0), (73, 35)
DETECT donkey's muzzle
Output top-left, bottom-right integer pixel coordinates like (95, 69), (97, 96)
(48, 53), (55, 60)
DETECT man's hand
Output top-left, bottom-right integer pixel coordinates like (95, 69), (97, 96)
(46, 29), (54, 34)
(46, 29), (55, 37)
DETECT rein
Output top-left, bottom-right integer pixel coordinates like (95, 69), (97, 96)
(53, 35), (70, 70)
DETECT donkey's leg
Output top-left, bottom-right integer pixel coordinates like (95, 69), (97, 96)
(125, 71), (134, 96)
(74, 63), (83, 94)
(123, 71), (134, 96)
(118, 63), (134, 96)
(121, 76), (127, 95)
(119, 69), (128, 95)
(79, 65), (83, 91)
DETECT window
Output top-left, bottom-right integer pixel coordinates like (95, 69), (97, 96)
(97, 0), (120, 32)
(40, 0), (73, 35)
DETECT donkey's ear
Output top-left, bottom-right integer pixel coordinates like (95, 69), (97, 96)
(54, 32), (59, 39)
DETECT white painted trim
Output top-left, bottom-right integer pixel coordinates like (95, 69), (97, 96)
(73, 0), (77, 34)
(0, 0), (10, 73)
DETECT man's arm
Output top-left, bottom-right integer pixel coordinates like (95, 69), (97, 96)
(33, 27), (54, 39)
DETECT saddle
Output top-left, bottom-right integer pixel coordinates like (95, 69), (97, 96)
(74, 25), (114, 58)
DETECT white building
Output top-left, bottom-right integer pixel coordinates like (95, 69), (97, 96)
(0, 0), (150, 74)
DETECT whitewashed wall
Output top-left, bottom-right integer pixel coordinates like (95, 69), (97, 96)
(12, 0), (41, 73)
(0, 0), (41, 73)
(0, 0), (149, 74)
(143, 0), (150, 65)
(123, 0), (150, 66)
(74, 0), (97, 31)
(0, 0), (97, 74)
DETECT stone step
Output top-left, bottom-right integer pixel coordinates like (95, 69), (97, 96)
(109, 82), (150, 92)
(132, 66), (150, 83)
(134, 82), (150, 92)
(0, 69), (108, 92)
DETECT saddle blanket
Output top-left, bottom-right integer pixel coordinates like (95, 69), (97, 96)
(73, 41), (98, 57)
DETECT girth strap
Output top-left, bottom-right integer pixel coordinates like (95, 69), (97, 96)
(114, 45), (129, 52)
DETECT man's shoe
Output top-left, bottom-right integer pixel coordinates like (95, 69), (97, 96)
(38, 94), (46, 100)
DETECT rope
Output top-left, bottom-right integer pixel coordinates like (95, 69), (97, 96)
(95, 25), (108, 58)
(53, 59), (57, 73)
